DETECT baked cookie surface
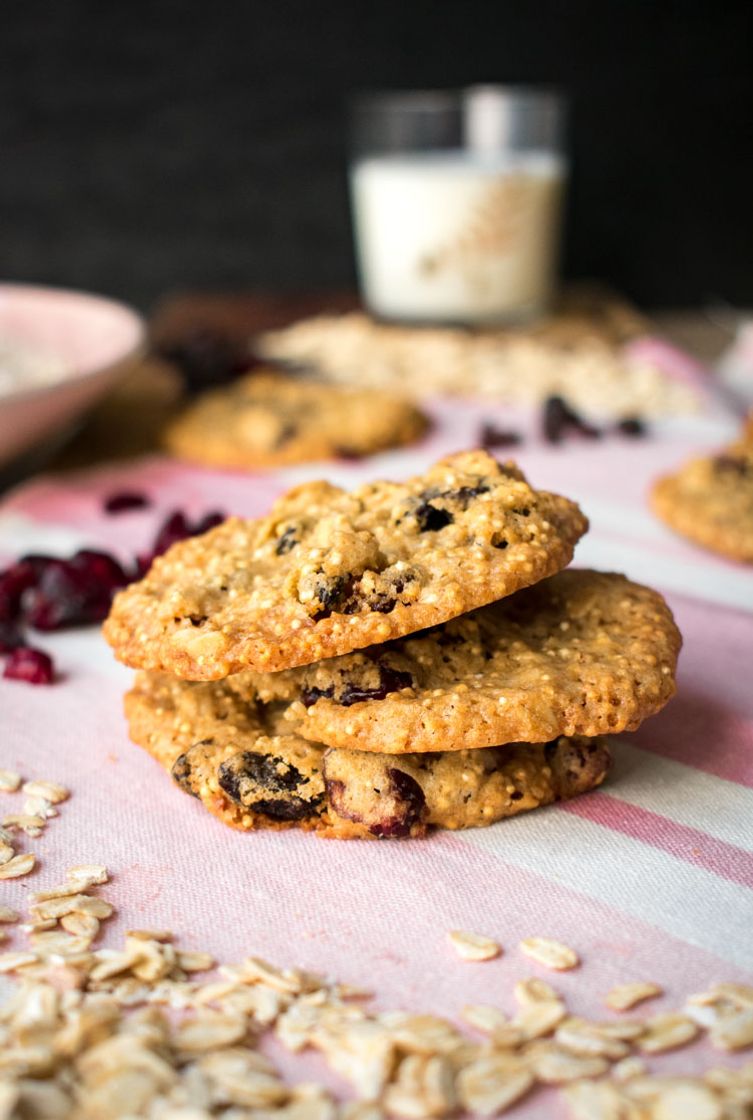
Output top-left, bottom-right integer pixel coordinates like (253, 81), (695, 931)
(103, 451), (588, 678)
(126, 671), (611, 840)
(651, 429), (753, 562)
(230, 569), (680, 753)
(163, 370), (429, 469)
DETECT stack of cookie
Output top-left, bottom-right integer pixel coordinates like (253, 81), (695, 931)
(104, 451), (681, 840)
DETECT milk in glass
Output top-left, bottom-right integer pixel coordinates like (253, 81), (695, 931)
(350, 150), (565, 323)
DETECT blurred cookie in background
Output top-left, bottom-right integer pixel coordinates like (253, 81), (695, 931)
(163, 370), (430, 469)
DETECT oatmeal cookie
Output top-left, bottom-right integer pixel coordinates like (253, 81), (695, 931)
(230, 569), (680, 753)
(126, 671), (611, 839)
(104, 451), (587, 678)
(257, 311), (699, 418)
(163, 370), (429, 469)
(651, 423), (753, 562)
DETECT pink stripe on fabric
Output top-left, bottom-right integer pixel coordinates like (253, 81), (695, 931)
(562, 793), (753, 891)
(626, 336), (710, 388)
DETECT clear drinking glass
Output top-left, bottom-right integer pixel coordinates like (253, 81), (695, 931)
(349, 86), (567, 325)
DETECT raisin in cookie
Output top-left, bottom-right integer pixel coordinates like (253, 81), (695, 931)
(163, 370), (429, 469)
(651, 422), (753, 562)
(229, 569), (680, 753)
(126, 671), (611, 839)
(104, 451), (588, 678)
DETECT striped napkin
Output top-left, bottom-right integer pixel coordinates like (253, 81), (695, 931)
(1, 387), (751, 1106)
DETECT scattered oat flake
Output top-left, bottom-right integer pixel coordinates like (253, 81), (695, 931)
(0, 950), (38, 971)
(651, 1082), (724, 1120)
(173, 1011), (248, 1051)
(0, 906), (19, 923)
(448, 929), (501, 961)
(21, 779), (69, 803)
(605, 980), (663, 1011)
(709, 1007), (753, 1051)
(126, 928), (174, 941)
(637, 1012), (699, 1053)
(531, 1046), (609, 1083)
(461, 1004), (510, 1035)
(563, 1079), (632, 1119)
(2, 814), (45, 837)
(514, 977), (559, 1006)
(555, 1018), (631, 1061)
(514, 999), (567, 1040)
(519, 937), (579, 971)
(0, 852), (35, 879)
(31, 893), (113, 921)
(0, 769), (22, 792)
(66, 863), (109, 886)
(60, 912), (100, 940)
(611, 1055), (648, 1082)
(23, 796), (56, 819)
(457, 1055), (534, 1115)
(178, 951), (215, 972)
(707, 982), (753, 1009)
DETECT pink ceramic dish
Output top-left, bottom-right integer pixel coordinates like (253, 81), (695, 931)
(0, 283), (145, 470)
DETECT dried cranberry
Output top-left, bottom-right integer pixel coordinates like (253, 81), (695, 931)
(454, 485), (490, 507)
(103, 491), (151, 514)
(301, 685), (335, 707)
(72, 550), (129, 590)
(156, 329), (254, 392)
(0, 560), (39, 622)
(3, 646), (55, 685)
(616, 417), (646, 438)
(275, 527), (299, 556)
(170, 752), (200, 798)
(325, 766), (426, 838)
(339, 665), (414, 706)
(543, 396), (601, 443)
(194, 511), (225, 534)
(150, 509), (226, 560)
(218, 751), (323, 820)
(414, 501), (454, 532)
(480, 423), (522, 449)
(714, 454), (751, 477)
(25, 550), (128, 631)
(152, 511), (191, 557)
(17, 554), (59, 578)
(310, 575), (355, 621)
(0, 621), (25, 653)
(376, 769), (426, 838)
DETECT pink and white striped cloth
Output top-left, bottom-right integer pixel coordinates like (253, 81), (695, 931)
(1, 390), (752, 1110)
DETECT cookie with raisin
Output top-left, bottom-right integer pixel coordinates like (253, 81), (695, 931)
(651, 420), (753, 562)
(125, 671), (611, 839)
(104, 451), (588, 678)
(164, 370), (429, 469)
(229, 570), (680, 754)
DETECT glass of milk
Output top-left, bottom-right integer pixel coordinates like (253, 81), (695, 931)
(349, 86), (567, 324)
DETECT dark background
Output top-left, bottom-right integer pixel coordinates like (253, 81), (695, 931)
(2, 0), (751, 313)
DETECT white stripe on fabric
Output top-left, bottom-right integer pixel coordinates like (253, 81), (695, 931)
(459, 809), (753, 968)
(0, 512), (91, 557)
(575, 534), (753, 613)
(581, 497), (689, 547)
(607, 740), (753, 852)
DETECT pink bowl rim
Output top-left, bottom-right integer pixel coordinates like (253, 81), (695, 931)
(0, 281), (147, 406)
